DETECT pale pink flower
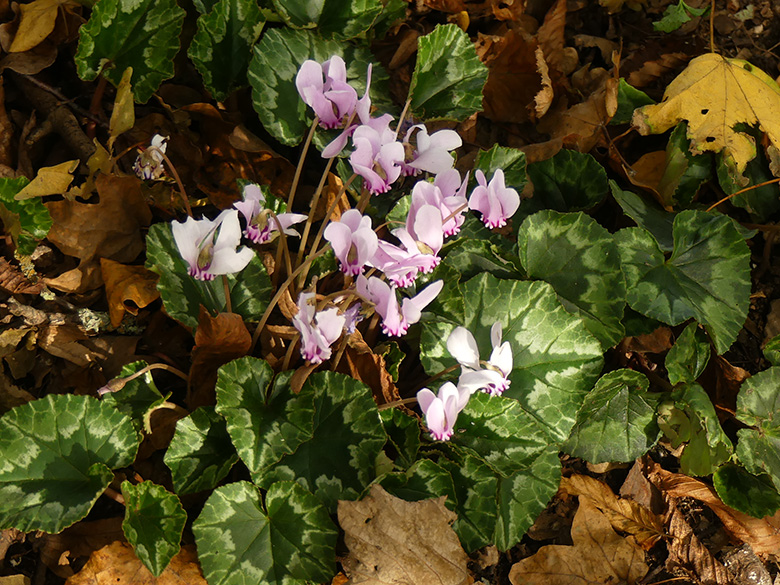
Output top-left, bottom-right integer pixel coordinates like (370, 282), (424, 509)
(323, 209), (378, 276)
(172, 210), (254, 281)
(468, 169), (520, 229)
(417, 382), (470, 441)
(447, 322), (512, 396)
(295, 56), (358, 129)
(403, 125), (462, 175)
(349, 117), (405, 195)
(233, 183), (306, 244)
(356, 275), (443, 337)
(291, 291), (346, 364)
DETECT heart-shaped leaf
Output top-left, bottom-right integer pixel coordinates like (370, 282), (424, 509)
(270, 0), (383, 40)
(0, 177), (51, 255)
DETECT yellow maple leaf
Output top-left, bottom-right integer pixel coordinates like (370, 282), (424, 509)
(632, 53), (780, 179)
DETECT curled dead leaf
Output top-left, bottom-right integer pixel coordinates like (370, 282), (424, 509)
(99, 259), (160, 328)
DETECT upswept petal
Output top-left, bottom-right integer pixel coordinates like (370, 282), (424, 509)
(447, 327), (480, 370)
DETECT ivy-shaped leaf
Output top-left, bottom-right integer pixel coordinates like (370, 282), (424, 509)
(421, 274), (603, 441)
(164, 407), (239, 495)
(610, 181), (676, 252)
(474, 145), (528, 192)
(0, 395), (139, 533)
(379, 408), (421, 470)
(193, 481), (337, 585)
(409, 24), (488, 121)
(713, 464), (780, 519)
(563, 370), (660, 463)
(615, 210), (750, 354)
(145, 222), (271, 330)
(0, 177), (51, 255)
(121, 481), (186, 577)
(75, 0), (185, 103)
(270, 0), (383, 40)
(188, 0), (265, 101)
(665, 323), (710, 385)
(517, 210), (626, 348)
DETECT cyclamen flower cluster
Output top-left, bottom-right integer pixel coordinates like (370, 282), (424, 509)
(418, 322), (513, 441)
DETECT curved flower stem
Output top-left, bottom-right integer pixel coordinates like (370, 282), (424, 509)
(295, 156), (335, 270)
(329, 334), (350, 372)
(355, 186), (371, 214)
(268, 210), (293, 288)
(100, 362), (189, 395)
(377, 396), (419, 411)
(395, 98), (412, 138)
(249, 245), (332, 354)
(281, 333), (300, 371)
(705, 177), (780, 212)
(156, 149), (193, 217)
(288, 116), (319, 210)
(221, 275), (232, 313)
(411, 363), (460, 393)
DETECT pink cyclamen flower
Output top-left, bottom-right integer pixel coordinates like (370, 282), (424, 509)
(356, 275), (443, 337)
(295, 56), (358, 129)
(323, 209), (378, 276)
(446, 322), (512, 396)
(134, 134), (168, 180)
(321, 64), (374, 158)
(417, 382), (470, 441)
(291, 291), (346, 364)
(403, 125), (462, 176)
(468, 169), (520, 229)
(233, 183), (306, 244)
(172, 209), (254, 281)
(350, 117), (406, 195)
(409, 176), (467, 239)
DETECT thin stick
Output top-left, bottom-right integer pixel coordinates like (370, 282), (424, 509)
(288, 117), (319, 210)
(157, 149), (193, 217)
(710, 0), (716, 54)
(395, 98), (413, 137)
(222, 275), (232, 313)
(268, 210), (293, 288)
(377, 397), (419, 411)
(281, 333), (300, 371)
(705, 177), (780, 212)
(330, 334), (349, 372)
(295, 156), (335, 270)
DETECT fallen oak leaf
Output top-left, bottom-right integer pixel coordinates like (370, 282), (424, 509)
(633, 53), (780, 180)
(509, 497), (649, 585)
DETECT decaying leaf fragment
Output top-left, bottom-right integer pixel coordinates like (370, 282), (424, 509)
(338, 485), (469, 585)
(633, 53), (780, 179)
(509, 497), (648, 585)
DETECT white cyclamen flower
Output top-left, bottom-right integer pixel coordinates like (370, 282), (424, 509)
(446, 322), (512, 396)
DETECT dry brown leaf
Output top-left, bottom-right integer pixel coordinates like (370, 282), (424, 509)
(620, 459), (665, 515)
(8, 0), (77, 53)
(16, 160), (78, 200)
(338, 485), (469, 585)
(625, 150), (667, 207)
(38, 518), (124, 579)
(626, 52), (690, 88)
(45, 174), (152, 292)
(651, 467), (780, 556)
(0, 79), (13, 168)
(509, 497), (648, 585)
(534, 47), (554, 119)
(536, 0), (569, 83)
(665, 499), (731, 585)
(334, 330), (400, 406)
(0, 258), (42, 295)
(618, 325), (674, 354)
(188, 307), (251, 408)
(99, 259), (159, 328)
(561, 474), (664, 549)
(599, 0), (647, 13)
(0, 575), (29, 585)
(65, 542), (206, 585)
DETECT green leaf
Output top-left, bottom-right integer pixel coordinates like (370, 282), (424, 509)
(657, 123), (712, 208)
(0, 395), (139, 533)
(164, 407), (239, 495)
(653, 0), (709, 33)
(611, 79), (655, 125)
(665, 323), (710, 385)
(610, 181), (675, 252)
(0, 177), (51, 255)
(188, 0), (265, 101)
(145, 222), (271, 330)
(442, 237), (525, 282)
(271, 0), (382, 40)
(248, 29), (392, 146)
(409, 24), (488, 121)
(658, 384), (732, 476)
(615, 210), (751, 354)
(379, 458), (457, 505)
(417, 262), (465, 325)
(101, 361), (165, 432)
(719, 137), (780, 222)
(563, 369), (660, 463)
(522, 150), (608, 223)
(421, 275), (604, 441)
(474, 145), (528, 192)
(713, 464), (780, 518)
(735, 367), (780, 492)
(517, 210), (626, 348)
(379, 408), (420, 470)
(75, 0), (185, 103)
(193, 481), (337, 585)
(216, 359), (386, 511)
(494, 445), (561, 551)
(121, 481), (186, 577)
(764, 334), (780, 366)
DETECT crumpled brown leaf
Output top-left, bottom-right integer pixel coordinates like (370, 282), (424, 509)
(509, 497), (648, 585)
(100, 258), (160, 328)
(38, 518), (124, 579)
(338, 484), (469, 585)
(64, 542), (206, 585)
(334, 330), (400, 406)
(45, 174), (152, 292)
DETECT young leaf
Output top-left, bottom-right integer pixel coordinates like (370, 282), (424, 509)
(610, 181), (676, 252)
(653, 0), (709, 33)
(615, 210), (750, 354)
(270, 0), (382, 40)
(521, 150), (608, 223)
(75, 0), (185, 103)
(121, 481), (186, 577)
(611, 79), (654, 125)
(735, 367), (780, 492)
(633, 53), (780, 180)
(474, 145), (528, 193)
(248, 29), (392, 146)
(409, 24), (488, 121)
(164, 407), (239, 495)
(193, 481), (337, 585)
(145, 222), (271, 330)
(656, 123), (712, 208)
(421, 275), (603, 441)
(665, 323), (710, 385)
(713, 464), (780, 519)
(562, 370), (660, 464)
(517, 210), (626, 348)
(188, 0), (265, 101)
(0, 395), (139, 533)
(0, 177), (51, 255)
